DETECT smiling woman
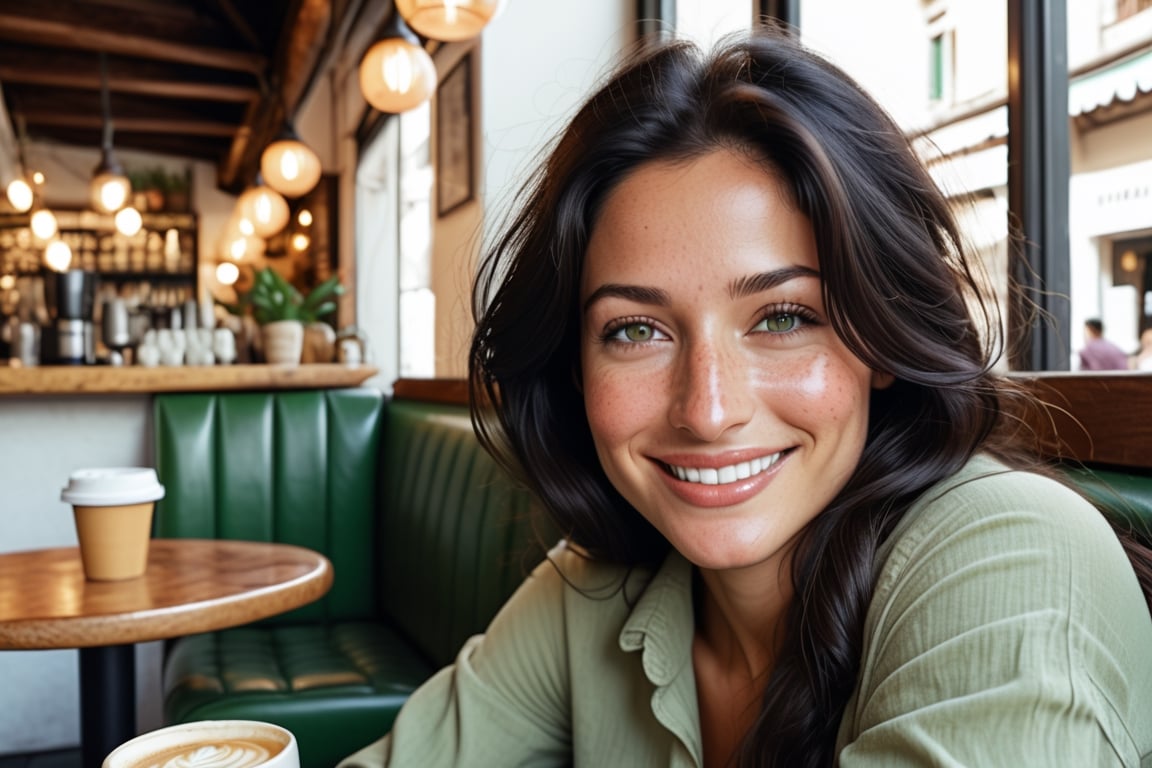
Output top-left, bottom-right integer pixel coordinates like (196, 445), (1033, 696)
(338, 26), (1152, 768)
(579, 150), (890, 578)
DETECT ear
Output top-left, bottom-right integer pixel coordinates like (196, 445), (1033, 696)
(871, 370), (896, 390)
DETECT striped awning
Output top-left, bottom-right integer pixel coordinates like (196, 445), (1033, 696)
(1070, 48), (1152, 115)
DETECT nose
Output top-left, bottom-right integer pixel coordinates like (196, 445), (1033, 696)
(668, 336), (754, 441)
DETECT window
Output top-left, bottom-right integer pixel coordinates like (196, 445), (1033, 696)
(929, 32), (948, 102)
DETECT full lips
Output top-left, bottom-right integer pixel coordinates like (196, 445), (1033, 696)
(655, 450), (790, 508)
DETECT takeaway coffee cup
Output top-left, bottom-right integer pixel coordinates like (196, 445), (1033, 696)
(102, 719), (299, 768)
(61, 467), (165, 581)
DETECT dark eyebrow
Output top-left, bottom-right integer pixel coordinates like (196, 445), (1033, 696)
(583, 284), (670, 313)
(728, 266), (821, 299)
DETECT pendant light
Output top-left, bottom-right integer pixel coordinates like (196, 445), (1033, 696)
(395, 0), (505, 42)
(6, 116), (37, 213)
(90, 52), (132, 213)
(44, 238), (73, 272)
(237, 175), (290, 239)
(6, 177), (33, 212)
(30, 208), (58, 241)
(114, 206), (143, 236)
(260, 122), (322, 198)
(358, 11), (437, 113)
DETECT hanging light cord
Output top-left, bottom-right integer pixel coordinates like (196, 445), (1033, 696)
(99, 52), (115, 152)
(13, 113), (28, 175)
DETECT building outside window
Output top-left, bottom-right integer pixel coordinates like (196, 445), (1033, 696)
(803, 0), (1152, 368)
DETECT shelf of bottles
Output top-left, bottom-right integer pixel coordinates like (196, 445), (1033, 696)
(0, 210), (197, 283)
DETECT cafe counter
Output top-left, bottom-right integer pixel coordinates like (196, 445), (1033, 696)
(0, 363), (378, 395)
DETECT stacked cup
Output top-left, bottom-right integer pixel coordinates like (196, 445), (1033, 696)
(61, 468), (165, 581)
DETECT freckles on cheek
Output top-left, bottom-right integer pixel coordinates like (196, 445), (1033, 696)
(582, 373), (633, 440)
(755, 354), (863, 420)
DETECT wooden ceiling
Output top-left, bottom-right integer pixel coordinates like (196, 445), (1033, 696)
(0, 0), (378, 194)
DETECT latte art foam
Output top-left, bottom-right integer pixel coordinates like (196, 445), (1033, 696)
(147, 740), (279, 768)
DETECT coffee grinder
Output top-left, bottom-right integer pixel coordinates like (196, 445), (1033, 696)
(43, 269), (98, 365)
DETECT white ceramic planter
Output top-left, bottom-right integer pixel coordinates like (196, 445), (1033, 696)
(262, 320), (304, 366)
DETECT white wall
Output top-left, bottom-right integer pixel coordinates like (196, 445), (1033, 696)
(480, 0), (634, 239)
(0, 396), (163, 755)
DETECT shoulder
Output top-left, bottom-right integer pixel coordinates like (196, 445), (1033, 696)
(882, 454), (1122, 578)
(873, 455), (1144, 622)
(841, 456), (1152, 764)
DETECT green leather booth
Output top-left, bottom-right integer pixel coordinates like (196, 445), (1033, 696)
(153, 389), (547, 768)
(1062, 466), (1152, 542)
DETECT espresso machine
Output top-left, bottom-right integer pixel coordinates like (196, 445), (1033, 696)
(43, 269), (98, 365)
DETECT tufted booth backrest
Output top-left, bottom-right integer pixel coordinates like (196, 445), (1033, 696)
(376, 400), (547, 668)
(154, 389), (384, 624)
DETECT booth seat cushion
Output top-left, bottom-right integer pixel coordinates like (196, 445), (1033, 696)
(164, 622), (434, 768)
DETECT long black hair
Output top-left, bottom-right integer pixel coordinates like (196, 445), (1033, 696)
(470, 28), (1030, 767)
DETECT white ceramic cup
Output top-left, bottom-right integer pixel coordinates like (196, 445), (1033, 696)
(102, 720), (299, 768)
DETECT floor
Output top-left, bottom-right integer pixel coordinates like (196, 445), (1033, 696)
(0, 750), (80, 768)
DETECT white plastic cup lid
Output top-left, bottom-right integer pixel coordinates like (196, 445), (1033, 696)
(61, 467), (166, 506)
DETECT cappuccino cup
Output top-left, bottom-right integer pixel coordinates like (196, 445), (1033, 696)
(103, 720), (298, 768)
(61, 467), (165, 581)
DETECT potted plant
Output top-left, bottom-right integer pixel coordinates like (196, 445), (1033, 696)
(243, 267), (344, 366)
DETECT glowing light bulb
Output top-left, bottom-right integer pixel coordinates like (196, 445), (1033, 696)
(260, 135), (322, 197)
(115, 206), (143, 236)
(237, 184), (289, 238)
(44, 238), (73, 271)
(358, 37), (436, 113)
(30, 209), (58, 240)
(6, 179), (33, 212)
(216, 262), (240, 286)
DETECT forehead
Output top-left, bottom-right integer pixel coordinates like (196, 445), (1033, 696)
(581, 149), (818, 290)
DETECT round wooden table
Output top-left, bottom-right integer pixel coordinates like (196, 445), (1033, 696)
(0, 539), (333, 767)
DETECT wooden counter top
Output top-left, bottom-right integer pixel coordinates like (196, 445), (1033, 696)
(0, 363), (379, 395)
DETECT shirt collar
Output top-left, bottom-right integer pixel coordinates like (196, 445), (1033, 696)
(618, 550), (701, 763)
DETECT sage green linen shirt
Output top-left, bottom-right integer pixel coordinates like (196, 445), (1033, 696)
(340, 456), (1152, 766)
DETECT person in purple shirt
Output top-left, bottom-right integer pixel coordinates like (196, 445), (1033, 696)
(1079, 318), (1130, 370)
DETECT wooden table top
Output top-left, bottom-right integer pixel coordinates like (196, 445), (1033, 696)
(0, 539), (333, 650)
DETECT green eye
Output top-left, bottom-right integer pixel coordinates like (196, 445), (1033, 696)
(623, 323), (655, 342)
(762, 313), (797, 333)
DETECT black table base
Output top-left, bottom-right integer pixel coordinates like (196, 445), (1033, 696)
(79, 644), (135, 768)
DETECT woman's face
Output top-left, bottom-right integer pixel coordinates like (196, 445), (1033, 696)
(579, 149), (892, 573)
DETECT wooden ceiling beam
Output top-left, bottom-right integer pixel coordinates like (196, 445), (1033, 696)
(0, 68), (257, 102)
(0, 12), (267, 74)
(23, 112), (237, 137)
(218, 0), (335, 192)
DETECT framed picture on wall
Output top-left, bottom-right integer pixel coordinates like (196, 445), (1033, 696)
(437, 53), (474, 216)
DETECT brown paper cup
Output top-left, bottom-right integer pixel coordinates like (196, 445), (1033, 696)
(73, 502), (155, 581)
(62, 467), (165, 582)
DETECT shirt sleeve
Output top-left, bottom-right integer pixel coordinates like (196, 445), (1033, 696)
(338, 548), (575, 768)
(837, 469), (1152, 767)
(838, 472), (1152, 764)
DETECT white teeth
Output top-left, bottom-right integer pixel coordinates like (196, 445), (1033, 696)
(668, 453), (781, 485)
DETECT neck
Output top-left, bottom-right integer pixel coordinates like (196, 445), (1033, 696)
(695, 560), (792, 681)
